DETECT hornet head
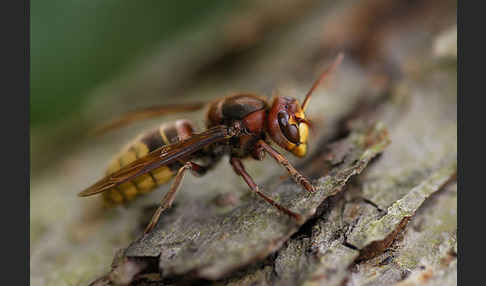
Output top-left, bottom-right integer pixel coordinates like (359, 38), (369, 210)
(266, 53), (343, 157)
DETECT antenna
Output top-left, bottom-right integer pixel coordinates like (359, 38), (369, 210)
(301, 53), (344, 111)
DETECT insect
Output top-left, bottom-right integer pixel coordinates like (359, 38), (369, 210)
(79, 54), (343, 234)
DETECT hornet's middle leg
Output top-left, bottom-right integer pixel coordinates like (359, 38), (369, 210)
(230, 157), (303, 222)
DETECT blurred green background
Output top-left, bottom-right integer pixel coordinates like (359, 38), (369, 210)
(30, 0), (456, 175)
(30, 0), (234, 128)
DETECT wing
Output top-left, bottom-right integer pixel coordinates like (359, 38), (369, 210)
(78, 125), (235, 197)
(91, 102), (207, 135)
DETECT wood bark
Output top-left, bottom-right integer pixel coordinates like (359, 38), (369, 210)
(30, 1), (457, 285)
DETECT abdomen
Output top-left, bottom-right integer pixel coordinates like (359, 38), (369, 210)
(102, 119), (194, 206)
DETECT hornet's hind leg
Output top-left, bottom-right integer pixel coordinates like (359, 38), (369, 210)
(144, 161), (207, 234)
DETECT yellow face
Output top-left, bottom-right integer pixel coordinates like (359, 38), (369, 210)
(268, 96), (311, 158)
(286, 110), (309, 157)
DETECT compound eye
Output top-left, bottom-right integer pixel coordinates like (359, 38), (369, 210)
(277, 111), (300, 144)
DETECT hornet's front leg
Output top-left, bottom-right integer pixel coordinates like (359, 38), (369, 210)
(256, 140), (315, 193)
(230, 157), (303, 222)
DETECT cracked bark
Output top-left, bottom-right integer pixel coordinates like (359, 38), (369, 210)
(91, 61), (456, 285)
(95, 122), (389, 285)
(30, 0), (456, 285)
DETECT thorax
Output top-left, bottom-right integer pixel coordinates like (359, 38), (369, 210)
(206, 93), (269, 158)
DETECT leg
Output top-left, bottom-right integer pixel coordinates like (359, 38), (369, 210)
(230, 157), (303, 222)
(256, 140), (315, 193)
(144, 161), (206, 234)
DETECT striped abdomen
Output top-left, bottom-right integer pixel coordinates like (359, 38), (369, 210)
(102, 119), (194, 206)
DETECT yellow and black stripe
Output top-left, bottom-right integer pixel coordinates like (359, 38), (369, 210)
(102, 120), (194, 206)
